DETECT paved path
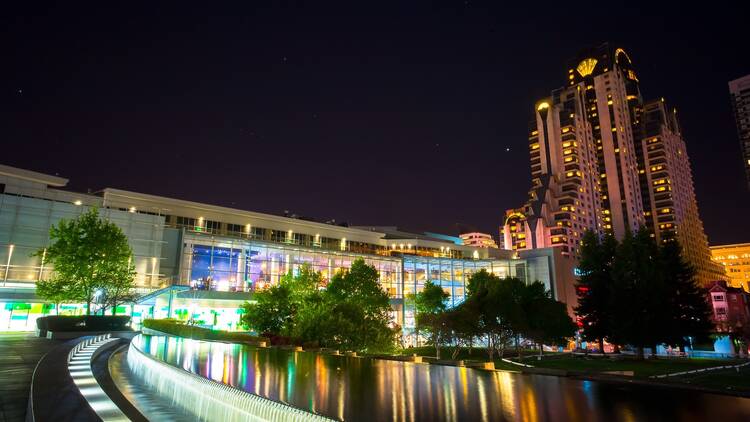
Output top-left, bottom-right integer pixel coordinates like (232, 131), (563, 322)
(0, 333), (61, 422)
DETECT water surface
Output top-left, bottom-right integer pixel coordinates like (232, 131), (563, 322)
(132, 334), (750, 421)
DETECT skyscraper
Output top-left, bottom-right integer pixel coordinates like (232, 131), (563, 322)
(502, 44), (644, 257)
(729, 74), (750, 191)
(637, 99), (725, 285)
(502, 43), (723, 284)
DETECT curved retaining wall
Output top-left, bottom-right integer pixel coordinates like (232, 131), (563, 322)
(126, 337), (332, 422)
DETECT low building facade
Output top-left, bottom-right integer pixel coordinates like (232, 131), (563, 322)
(0, 164), (577, 338)
(711, 243), (750, 292)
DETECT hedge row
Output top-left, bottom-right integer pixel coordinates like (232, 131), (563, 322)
(142, 319), (268, 345)
(36, 315), (132, 331)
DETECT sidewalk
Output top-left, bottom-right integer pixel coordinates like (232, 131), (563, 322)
(0, 333), (61, 422)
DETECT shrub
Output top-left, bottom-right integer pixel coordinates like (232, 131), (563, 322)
(142, 319), (268, 345)
(36, 315), (132, 331)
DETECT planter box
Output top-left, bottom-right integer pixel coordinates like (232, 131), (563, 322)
(46, 330), (138, 340)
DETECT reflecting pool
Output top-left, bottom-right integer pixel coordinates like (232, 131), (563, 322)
(132, 335), (750, 421)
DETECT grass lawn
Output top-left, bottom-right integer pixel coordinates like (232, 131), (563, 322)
(523, 354), (745, 378)
(663, 364), (750, 393)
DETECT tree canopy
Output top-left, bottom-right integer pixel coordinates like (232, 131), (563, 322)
(575, 228), (714, 357)
(241, 259), (397, 353)
(35, 208), (136, 315)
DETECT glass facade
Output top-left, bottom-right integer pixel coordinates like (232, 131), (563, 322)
(180, 233), (403, 297)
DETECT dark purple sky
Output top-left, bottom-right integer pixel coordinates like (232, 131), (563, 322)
(4, 2), (749, 244)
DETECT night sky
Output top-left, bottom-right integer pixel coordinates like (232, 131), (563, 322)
(4, 3), (749, 244)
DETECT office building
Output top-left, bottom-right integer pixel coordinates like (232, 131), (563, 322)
(729, 74), (750, 191)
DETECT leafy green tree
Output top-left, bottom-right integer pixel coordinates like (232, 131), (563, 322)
(524, 282), (576, 358)
(415, 280), (449, 314)
(444, 300), (481, 360)
(241, 284), (293, 334)
(414, 280), (449, 357)
(35, 277), (73, 314)
(660, 240), (713, 350)
(242, 259), (396, 352)
(103, 271), (138, 315)
(466, 268), (495, 297)
(289, 289), (331, 347)
(324, 258), (396, 352)
(35, 208), (135, 315)
(281, 263), (322, 303)
(575, 230), (618, 353)
(464, 271), (525, 360)
(242, 263), (323, 336)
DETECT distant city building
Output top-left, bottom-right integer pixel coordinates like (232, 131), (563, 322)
(459, 232), (499, 249)
(711, 243), (750, 292)
(729, 74), (750, 191)
(501, 43), (721, 285)
(707, 281), (750, 342)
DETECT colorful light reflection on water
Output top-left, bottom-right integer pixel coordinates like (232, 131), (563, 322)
(133, 335), (750, 421)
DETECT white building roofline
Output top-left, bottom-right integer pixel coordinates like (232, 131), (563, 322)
(101, 188), (387, 238)
(0, 164), (68, 187)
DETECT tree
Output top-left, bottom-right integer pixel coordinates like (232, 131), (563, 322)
(444, 300), (481, 360)
(324, 258), (397, 352)
(103, 271), (139, 315)
(241, 259), (397, 352)
(610, 229), (666, 359)
(241, 284), (293, 335)
(36, 208), (136, 315)
(413, 280), (449, 357)
(660, 240), (713, 350)
(575, 230), (618, 353)
(35, 277), (73, 314)
(242, 263), (323, 337)
(524, 283), (576, 358)
(464, 271), (524, 360)
(281, 263), (322, 303)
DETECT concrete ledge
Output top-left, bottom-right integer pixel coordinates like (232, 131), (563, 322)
(421, 357), (464, 366)
(465, 361), (495, 370)
(126, 337), (332, 421)
(364, 354), (425, 363)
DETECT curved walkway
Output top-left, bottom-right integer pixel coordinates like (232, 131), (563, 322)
(0, 333), (61, 421)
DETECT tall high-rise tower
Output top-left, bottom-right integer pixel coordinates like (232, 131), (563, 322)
(503, 44), (644, 256)
(729, 74), (750, 191)
(637, 99), (725, 284)
(503, 44), (724, 285)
